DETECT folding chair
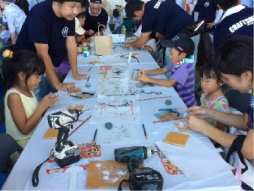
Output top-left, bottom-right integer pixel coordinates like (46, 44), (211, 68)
(0, 133), (23, 177)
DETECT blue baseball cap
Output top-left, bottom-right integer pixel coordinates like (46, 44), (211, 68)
(160, 33), (195, 56)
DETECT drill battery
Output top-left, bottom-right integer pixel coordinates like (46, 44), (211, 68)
(129, 167), (163, 190)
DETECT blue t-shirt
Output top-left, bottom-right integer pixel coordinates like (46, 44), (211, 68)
(113, 14), (121, 28)
(194, 0), (217, 32)
(142, 0), (193, 39)
(214, 7), (254, 49)
(15, 0), (75, 66)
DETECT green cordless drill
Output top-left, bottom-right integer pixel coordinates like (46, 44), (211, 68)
(114, 146), (164, 191)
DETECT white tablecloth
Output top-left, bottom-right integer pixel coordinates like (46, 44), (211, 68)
(2, 48), (240, 190)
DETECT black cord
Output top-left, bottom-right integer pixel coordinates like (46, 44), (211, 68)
(32, 154), (53, 187)
(132, 56), (140, 63)
(118, 179), (129, 191)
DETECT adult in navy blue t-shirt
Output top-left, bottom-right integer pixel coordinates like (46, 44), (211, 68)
(84, 0), (108, 38)
(15, 0), (88, 100)
(124, 0), (193, 49)
(194, 0), (218, 33)
(214, 0), (254, 49)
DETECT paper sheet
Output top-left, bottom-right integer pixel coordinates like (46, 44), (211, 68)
(90, 95), (141, 124)
(96, 120), (139, 144)
(46, 91), (88, 114)
(155, 137), (233, 181)
(98, 65), (129, 79)
(96, 78), (136, 96)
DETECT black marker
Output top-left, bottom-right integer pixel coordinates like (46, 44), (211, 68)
(142, 124), (148, 141)
(92, 129), (97, 145)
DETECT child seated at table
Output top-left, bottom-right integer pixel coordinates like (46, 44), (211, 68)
(75, 12), (91, 54)
(2, 50), (59, 149)
(113, 9), (121, 34)
(199, 63), (229, 131)
(138, 33), (196, 107)
(134, 25), (157, 52)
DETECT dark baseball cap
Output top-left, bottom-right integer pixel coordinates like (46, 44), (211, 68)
(90, 0), (102, 4)
(54, 0), (82, 3)
(160, 33), (195, 56)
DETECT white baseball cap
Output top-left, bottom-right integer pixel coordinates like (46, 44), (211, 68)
(75, 17), (85, 35)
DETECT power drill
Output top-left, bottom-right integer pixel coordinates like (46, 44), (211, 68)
(114, 146), (163, 191)
(47, 109), (83, 168)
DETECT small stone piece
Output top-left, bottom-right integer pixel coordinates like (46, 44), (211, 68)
(182, 112), (191, 118)
(178, 122), (186, 127)
(85, 83), (91, 88)
(165, 100), (172, 106)
(105, 122), (113, 130)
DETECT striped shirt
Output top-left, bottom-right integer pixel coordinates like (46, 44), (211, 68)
(166, 62), (196, 107)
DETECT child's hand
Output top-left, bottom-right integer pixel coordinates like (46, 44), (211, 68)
(87, 29), (94, 35)
(138, 73), (150, 84)
(41, 92), (59, 109)
(143, 46), (153, 52)
(137, 69), (146, 76)
(124, 42), (132, 48)
(185, 115), (207, 133)
(186, 106), (209, 119)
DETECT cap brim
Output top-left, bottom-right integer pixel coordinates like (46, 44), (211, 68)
(76, 28), (85, 35)
(90, 0), (102, 4)
(160, 39), (175, 48)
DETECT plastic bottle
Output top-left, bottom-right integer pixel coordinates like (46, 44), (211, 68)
(83, 43), (89, 57)
(90, 36), (95, 56)
(121, 25), (126, 35)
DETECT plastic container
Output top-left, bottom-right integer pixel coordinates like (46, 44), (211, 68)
(121, 26), (126, 35)
(90, 36), (95, 56)
(83, 44), (89, 57)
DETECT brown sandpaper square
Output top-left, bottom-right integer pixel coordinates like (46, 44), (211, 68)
(163, 131), (190, 147)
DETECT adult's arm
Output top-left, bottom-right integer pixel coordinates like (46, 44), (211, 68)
(34, 43), (71, 90)
(187, 106), (248, 130)
(242, 129), (254, 159)
(66, 36), (88, 80)
(124, 33), (150, 48)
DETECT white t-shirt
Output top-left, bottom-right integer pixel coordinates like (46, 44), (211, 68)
(134, 25), (157, 52)
(4, 4), (26, 34)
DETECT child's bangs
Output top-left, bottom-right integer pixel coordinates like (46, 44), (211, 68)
(27, 57), (46, 76)
(200, 63), (217, 79)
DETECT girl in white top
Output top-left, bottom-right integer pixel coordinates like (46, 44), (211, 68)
(0, 0), (26, 44)
(2, 50), (58, 149)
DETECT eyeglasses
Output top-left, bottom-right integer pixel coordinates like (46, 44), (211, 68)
(90, 7), (101, 11)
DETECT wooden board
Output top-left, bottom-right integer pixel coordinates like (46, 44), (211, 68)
(68, 105), (84, 110)
(86, 161), (143, 189)
(89, 61), (101, 65)
(132, 75), (139, 82)
(164, 131), (190, 147)
(136, 83), (153, 87)
(44, 128), (58, 139)
(156, 112), (179, 121)
(68, 88), (82, 94)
